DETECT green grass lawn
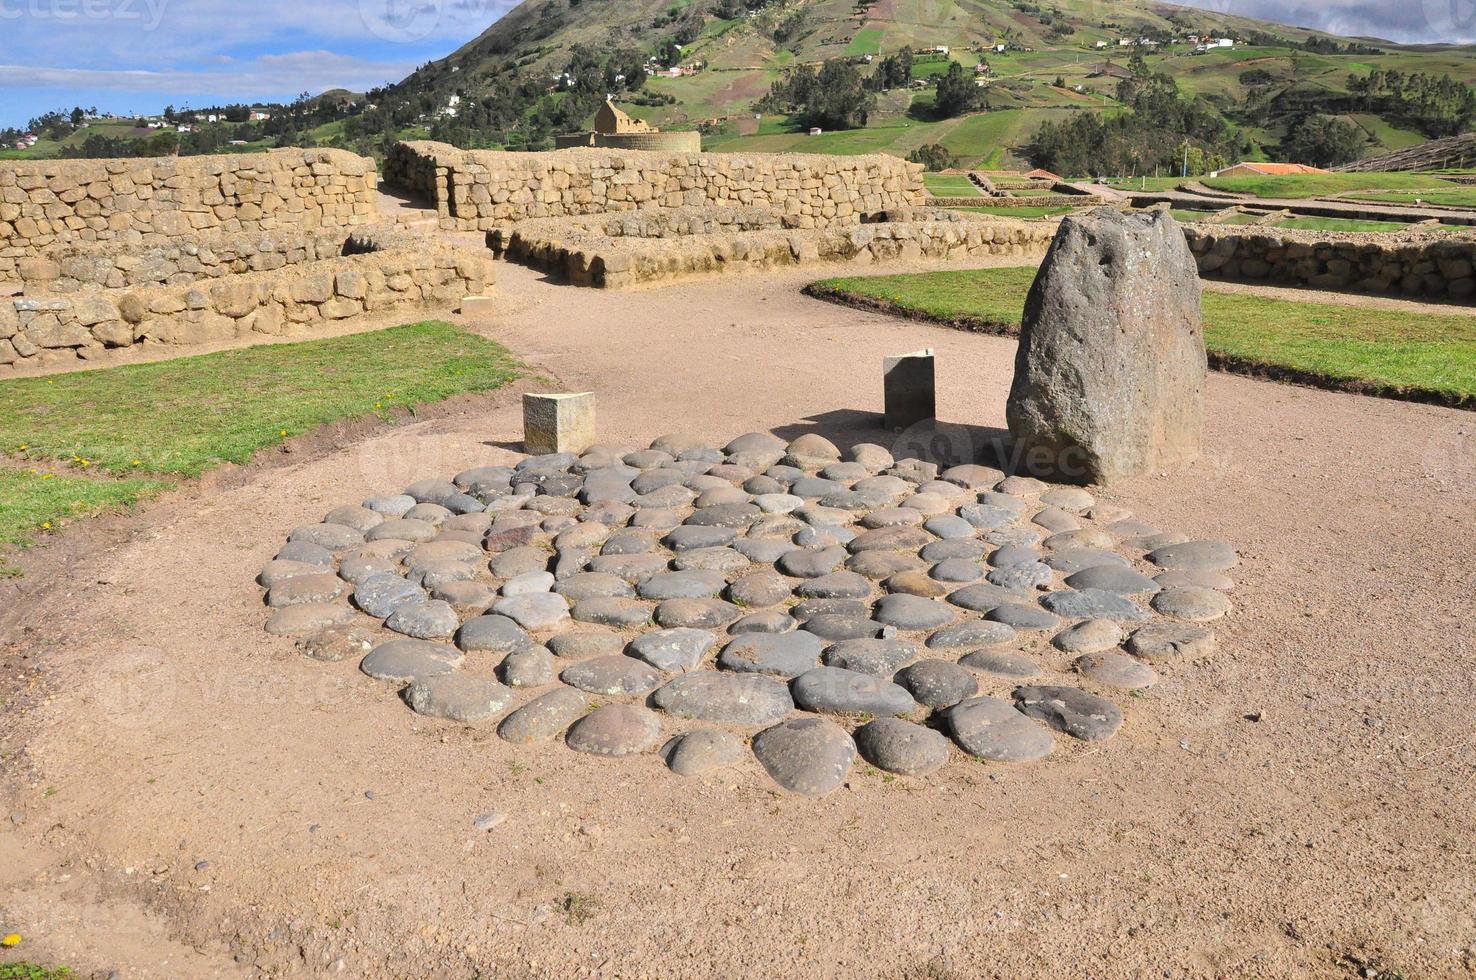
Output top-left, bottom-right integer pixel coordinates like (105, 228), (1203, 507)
(923, 174), (981, 196)
(957, 205), (1074, 218)
(1202, 171), (1465, 200)
(1345, 188), (1476, 209)
(0, 321), (522, 572)
(808, 267), (1476, 407)
(1274, 215), (1417, 233)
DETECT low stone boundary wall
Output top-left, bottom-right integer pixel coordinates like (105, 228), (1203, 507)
(923, 196), (1078, 210)
(0, 148), (378, 262)
(489, 208), (1055, 289)
(0, 235), (495, 370)
(383, 141), (925, 230)
(1184, 226), (1476, 299)
(13, 228), (348, 293)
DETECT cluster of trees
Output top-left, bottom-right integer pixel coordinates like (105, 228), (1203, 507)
(907, 143), (957, 171)
(1026, 67), (1232, 177)
(933, 62), (987, 118)
(1277, 114), (1368, 167)
(1347, 70), (1476, 138)
(866, 48), (914, 91)
(758, 59), (875, 130)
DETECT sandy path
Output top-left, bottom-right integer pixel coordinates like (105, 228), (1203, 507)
(1, 258), (1474, 978)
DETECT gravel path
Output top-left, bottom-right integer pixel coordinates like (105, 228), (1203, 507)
(1, 256), (1472, 978)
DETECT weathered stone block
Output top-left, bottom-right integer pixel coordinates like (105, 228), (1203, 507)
(883, 349), (935, 430)
(523, 392), (596, 455)
(1007, 209), (1205, 485)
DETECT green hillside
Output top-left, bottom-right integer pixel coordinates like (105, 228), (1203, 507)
(355, 0), (1476, 171)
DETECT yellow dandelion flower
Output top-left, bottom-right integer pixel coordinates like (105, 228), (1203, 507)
(1, 932), (19, 947)
(41, 522), (52, 531)
(279, 429), (288, 438)
(132, 459), (142, 467)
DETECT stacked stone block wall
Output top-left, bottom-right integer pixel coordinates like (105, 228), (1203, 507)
(0, 148), (378, 273)
(1184, 227), (1476, 300)
(385, 141), (925, 230)
(0, 239), (495, 371)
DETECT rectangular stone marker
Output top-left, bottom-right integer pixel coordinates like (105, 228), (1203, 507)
(523, 392), (596, 455)
(459, 295), (496, 316)
(883, 349), (936, 429)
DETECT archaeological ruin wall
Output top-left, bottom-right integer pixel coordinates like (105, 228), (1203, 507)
(1183, 226), (1476, 300)
(383, 141), (926, 230)
(0, 150), (497, 372)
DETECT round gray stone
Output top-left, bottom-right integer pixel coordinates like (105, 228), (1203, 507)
(275, 541), (334, 566)
(732, 538), (798, 563)
(751, 717), (855, 797)
(959, 649), (1042, 679)
(1039, 589), (1149, 622)
(930, 558), (983, 583)
(655, 598), (742, 629)
(553, 571), (634, 601)
(894, 659), (978, 710)
(795, 571), (873, 599)
(405, 675), (514, 723)
(727, 570), (792, 608)
(718, 631), (824, 678)
(1043, 548), (1130, 574)
(1124, 622), (1217, 662)
(560, 655), (663, 696)
(386, 599), (460, 639)
(490, 590), (570, 631)
(947, 583), (1031, 613)
(1052, 619), (1125, 654)
(571, 597), (654, 628)
(267, 572), (346, 608)
(265, 602), (356, 637)
(566, 704), (662, 756)
(500, 646), (556, 688)
(497, 688), (591, 743)
(456, 614), (534, 654)
(1013, 685), (1123, 742)
(652, 670), (794, 725)
(792, 666), (917, 717)
(799, 613), (886, 642)
(926, 619), (1017, 650)
(1074, 652), (1159, 690)
(296, 624), (377, 661)
(360, 640), (464, 684)
(778, 546), (847, 579)
(665, 729), (746, 777)
(985, 563), (1053, 591)
(854, 718), (951, 776)
(1146, 540), (1239, 572)
(873, 594), (955, 631)
(353, 573), (425, 619)
(638, 569), (727, 600)
(289, 522), (365, 552)
(1151, 587), (1232, 622)
(822, 638), (917, 676)
(547, 630), (625, 659)
(629, 628), (717, 672)
(1065, 565), (1161, 595)
(948, 696), (1054, 763)
(490, 546), (550, 578)
(663, 525), (738, 551)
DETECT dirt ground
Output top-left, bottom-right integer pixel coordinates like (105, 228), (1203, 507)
(1, 256), (1474, 979)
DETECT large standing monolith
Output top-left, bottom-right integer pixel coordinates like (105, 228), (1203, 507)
(1006, 209), (1206, 485)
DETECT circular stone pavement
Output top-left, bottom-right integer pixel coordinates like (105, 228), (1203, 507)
(257, 432), (1238, 797)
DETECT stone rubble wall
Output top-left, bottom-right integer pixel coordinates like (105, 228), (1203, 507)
(384, 141), (926, 230)
(1183, 226), (1476, 300)
(0, 148), (379, 269)
(13, 228), (349, 293)
(490, 208), (1057, 289)
(0, 237), (496, 371)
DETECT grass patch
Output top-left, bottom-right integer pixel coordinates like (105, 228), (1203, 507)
(1201, 171), (1463, 200)
(956, 205), (1074, 218)
(0, 965), (77, 980)
(1274, 215), (1416, 233)
(0, 321), (521, 478)
(923, 174), (980, 197)
(0, 320), (521, 573)
(807, 267), (1476, 407)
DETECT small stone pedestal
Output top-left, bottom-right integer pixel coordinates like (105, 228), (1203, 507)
(883, 349), (936, 430)
(523, 393), (596, 455)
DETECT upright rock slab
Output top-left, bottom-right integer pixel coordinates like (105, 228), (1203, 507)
(1006, 209), (1206, 485)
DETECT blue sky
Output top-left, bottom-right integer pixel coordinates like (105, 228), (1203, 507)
(0, 0), (518, 128)
(2, 0), (1470, 130)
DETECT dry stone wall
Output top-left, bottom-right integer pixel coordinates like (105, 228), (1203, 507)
(385, 141), (925, 230)
(14, 228), (347, 293)
(0, 148), (377, 268)
(1184, 226), (1476, 300)
(490, 206), (1056, 289)
(0, 234), (495, 371)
